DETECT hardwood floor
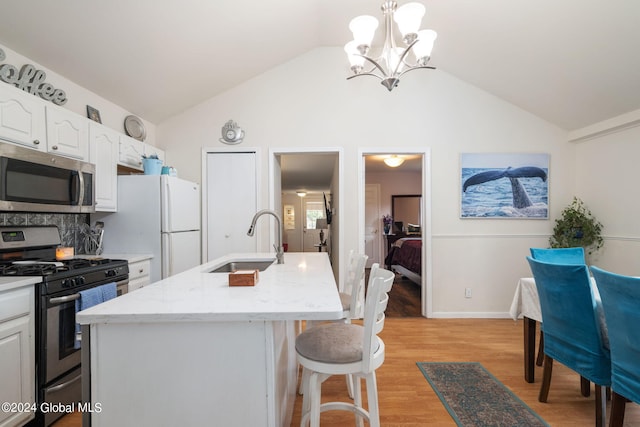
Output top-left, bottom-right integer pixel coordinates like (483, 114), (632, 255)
(367, 268), (422, 317)
(386, 274), (421, 317)
(54, 318), (640, 426)
(290, 318), (640, 426)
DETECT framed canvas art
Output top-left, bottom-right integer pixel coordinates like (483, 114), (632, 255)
(460, 153), (549, 219)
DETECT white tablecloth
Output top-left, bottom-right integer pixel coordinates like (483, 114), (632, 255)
(509, 277), (608, 348)
(509, 278), (542, 322)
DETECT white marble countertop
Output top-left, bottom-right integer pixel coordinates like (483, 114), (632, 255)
(0, 276), (41, 293)
(77, 252), (343, 324)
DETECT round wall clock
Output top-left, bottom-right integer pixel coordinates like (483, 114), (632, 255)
(220, 120), (245, 144)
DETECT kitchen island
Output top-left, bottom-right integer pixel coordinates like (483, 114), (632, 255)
(77, 252), (342, 427)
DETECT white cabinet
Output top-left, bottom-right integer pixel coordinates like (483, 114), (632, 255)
(118, 136), (165, 172)
(127, 258), (152, 291)
(0, 84), (46, 151)
(0, 280), (37, 427)
(45, 106), (89, 160)
(89, 123), (118, 212)
(118, 135), (144, 171)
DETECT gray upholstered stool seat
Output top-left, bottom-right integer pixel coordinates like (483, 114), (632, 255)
(296, 323), (380, 364)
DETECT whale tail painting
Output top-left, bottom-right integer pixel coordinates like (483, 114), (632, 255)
(463, 166), (547, 209)
(462, 166), (547, 217)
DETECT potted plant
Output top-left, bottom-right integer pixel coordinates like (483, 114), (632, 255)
(549, 197), (603, 256)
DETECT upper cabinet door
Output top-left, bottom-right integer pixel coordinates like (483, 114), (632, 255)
(118, 135), (144, 170)
(45, 106), (89, 160)
(90, 122), (118, 212)
(0, 84), (46, 151)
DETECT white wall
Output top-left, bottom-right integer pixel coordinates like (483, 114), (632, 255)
(366, 170), (422, 221)
(158, 47), (578, 317)
(0, 43), (158, 148)
(574, 125), (640, 275)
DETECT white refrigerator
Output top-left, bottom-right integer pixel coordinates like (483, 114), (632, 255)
(96, 175), (201, 283)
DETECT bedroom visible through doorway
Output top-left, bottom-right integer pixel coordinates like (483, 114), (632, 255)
(361, 151), (429, 317)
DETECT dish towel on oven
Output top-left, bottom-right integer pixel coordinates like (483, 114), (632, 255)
(74, 282), (117, 349)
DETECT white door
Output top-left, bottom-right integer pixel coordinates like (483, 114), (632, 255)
(162, 231), (201, 278)
(162, 176), (200, 232)
(302, 197), (325, 252)
(364, 184), (381, 268)
(206, 152), (257, 261)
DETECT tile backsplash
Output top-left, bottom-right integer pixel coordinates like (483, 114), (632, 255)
(0, 212), (91, 254)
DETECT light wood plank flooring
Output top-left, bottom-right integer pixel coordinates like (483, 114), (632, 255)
(54, 318), (640, 426)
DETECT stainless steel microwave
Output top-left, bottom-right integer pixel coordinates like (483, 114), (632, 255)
(0, 141), (95, 213)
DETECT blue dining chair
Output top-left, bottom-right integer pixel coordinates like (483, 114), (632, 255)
(590, 266), (640, 427)
(529, 247), (587, 370)
(526, 257), (610, 427)
(530, 247), (585, 264)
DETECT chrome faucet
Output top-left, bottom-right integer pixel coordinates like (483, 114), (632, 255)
(247, 209), (284, 264)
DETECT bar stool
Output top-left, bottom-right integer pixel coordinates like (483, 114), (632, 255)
(300, 251), (369, 397)
(295, 266), (395, 427)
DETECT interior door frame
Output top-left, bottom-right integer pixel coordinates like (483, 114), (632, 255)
(268, 147), (344, 290)
(358, 148), (432, 318)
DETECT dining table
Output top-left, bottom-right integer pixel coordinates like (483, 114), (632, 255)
(509, 276), (607, 383)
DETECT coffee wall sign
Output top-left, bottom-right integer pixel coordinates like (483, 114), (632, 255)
(0, 62), (67, 105)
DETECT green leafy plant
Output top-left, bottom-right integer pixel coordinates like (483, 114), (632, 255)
(549, 197), (603, 255)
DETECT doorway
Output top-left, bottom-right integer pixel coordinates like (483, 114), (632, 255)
(359, 149), (432, 317)
(269, 148), (343, 287)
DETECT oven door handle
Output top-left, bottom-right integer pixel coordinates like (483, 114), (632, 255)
(49, 293), (81, 305)
(46, 373), (81, 394)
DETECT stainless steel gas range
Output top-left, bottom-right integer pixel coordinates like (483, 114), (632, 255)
(0, 226), (128, 427)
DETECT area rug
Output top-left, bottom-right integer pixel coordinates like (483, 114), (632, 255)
(417, 362), (549, 427)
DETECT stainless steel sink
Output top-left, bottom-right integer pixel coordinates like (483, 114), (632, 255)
(209, 258), (276, 273)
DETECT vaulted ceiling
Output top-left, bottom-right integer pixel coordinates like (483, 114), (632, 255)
(1, 0), (639, 132)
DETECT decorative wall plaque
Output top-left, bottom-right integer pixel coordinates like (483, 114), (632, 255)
(0, 63), (67, 105)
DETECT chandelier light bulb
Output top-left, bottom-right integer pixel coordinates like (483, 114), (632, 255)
(393, 2), (426, 44)
(344, 41), (366, 73)
(413, 29), (437, 64)
(349, 15), (379, 52)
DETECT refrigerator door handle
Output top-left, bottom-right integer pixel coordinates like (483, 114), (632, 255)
(162, 177), (171, 232)
(161, 233), (172, 279)
(167, 236), (173, 277)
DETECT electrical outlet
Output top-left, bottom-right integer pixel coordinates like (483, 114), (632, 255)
(465, 288), (472, 298)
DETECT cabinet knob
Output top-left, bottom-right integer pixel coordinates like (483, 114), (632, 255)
(139, 268), (144, 273)
(33, 140), (40, 145)
(52, 145), (58, 150)
(225, 234), (230, 238)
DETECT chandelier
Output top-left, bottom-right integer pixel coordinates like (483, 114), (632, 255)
(344, 1), (437, 91)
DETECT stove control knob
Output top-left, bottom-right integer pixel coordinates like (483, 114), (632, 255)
(62, 278), (73, 288)
(105, 269), (117, 277)
(77, 276), (85, 286)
